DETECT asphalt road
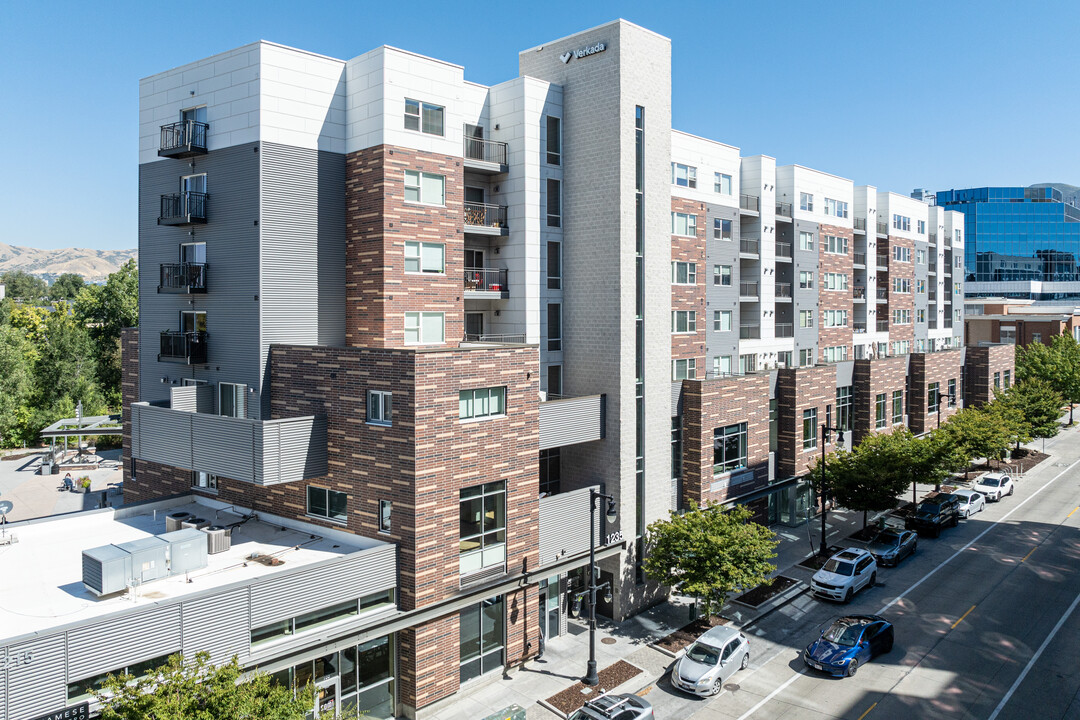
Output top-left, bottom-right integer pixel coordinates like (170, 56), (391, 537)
(638, 433), (1080, 720)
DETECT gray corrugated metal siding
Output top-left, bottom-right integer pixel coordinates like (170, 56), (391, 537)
(6, 635), (65, 719)
(67, 606), (182, 680)
(181, 588), (251, 666)
(538, 486), (600, 566)
(538, 395), (605, 450)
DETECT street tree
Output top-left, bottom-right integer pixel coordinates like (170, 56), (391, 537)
(998, 378), (1063, 441)
(643, 502), (778, 616)
(95, 652), (310, 720)
(938, 406), (1011, 469)
(908, 428), (968, 495)
(1017, 335), (1080, 425)
(813, 430), (913, 530)
(49, 273), (85, 300)
(986, 392), (1033, 451)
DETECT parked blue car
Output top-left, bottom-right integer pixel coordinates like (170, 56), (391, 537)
(803, 615), (894, 677)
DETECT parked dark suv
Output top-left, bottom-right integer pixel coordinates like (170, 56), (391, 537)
(905, 494), (960, 538)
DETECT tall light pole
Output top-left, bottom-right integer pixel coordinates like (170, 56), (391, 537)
(576, 489), (616, 686)
(818, 423), (845, 557)
(935, 390), (957, 491)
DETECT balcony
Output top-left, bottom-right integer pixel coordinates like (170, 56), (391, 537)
(944, 320), (953, 329)
(854, 217), (867, 232)
(159, 192), (207, 226)
(775, 281), (792, 300)
(158, 120), (208, 158)
(775, 201), (792, 220)
(159, 331), (207, 365)
(853, 322), (867, 333)
(158, 262), (207, 294)
(775, 241), (792, 261)
(928, 320), (938, 329)
(740, 194), (760, 213)
(463, 201), (508, 235)
(929, 291), (937, 301)
(463, 267), (509, 297)
(853, 252), (866, 266)
(877, 319), (890, 332)
(775, 322), (794, 338)
(463, 136), (508, 173)
(461, 333), (527, 344)
(739, 281), (759, 299)
(876, 253), (889, 266)
(876, 287), (889, 301)
(538, 394), (606, 451)
(740, 324), (761, 339)
(929, 232), (938, 244)
(538, 486), (602, 566)
(739, 238), (760, 256)
(877, 221), (889, 235)
(130, 398), (327, 486)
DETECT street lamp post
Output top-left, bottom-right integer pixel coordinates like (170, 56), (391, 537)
(577, 489), (616, 686)
(935, 390), (958, 491)
(818, 423), (845, 557)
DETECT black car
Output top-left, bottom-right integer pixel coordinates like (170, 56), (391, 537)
(866, 529), (917, 567)
(905, 494), (960, 538)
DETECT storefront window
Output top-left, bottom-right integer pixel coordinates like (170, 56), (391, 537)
(460, 596), (505, 684)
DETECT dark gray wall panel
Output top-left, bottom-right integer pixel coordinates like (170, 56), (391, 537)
(317, 151), (346, 347)
(192, 414), (256, 481)
(182, 588), (250, 666)
(538, 485), (600, 566)
(132, 404), (193, 468)
(793, 219), (820, 351)
(538, 395), (605, 450)
(67, 606), (182, 680)
(7, 635), (65, 719)
(260, 416), (328, 484)
(706, 203), (741, 364)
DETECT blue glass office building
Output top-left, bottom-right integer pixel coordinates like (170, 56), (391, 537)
(936, 187), (1080, 300)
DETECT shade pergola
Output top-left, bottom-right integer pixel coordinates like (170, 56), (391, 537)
(40, 414), (122, 439)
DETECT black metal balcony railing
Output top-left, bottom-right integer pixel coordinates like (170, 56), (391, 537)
(944, 235), (952, 247)
(854, 217), (866, 231)
(775, 323), (794, 338)
(854, 252), (866, 265)
(877, 221), (889, 234)
(853, 286), (866, 299)
(929, 232), (938, 244)
(740, 238), (760, 255)
(928, 320), (938, 329)
(775, 282), (792, 298)
(463, 267), (509, 293)
(158, 120), (209, 158)
(929, 291), (937, 301)
(463, 201), (508, 230)
(159, 262), (208, 293)
(853, 322), (867, 333)
(944, 320), (953, 329)
(462, 333), (527, 344)
(159, 192), (208, 225)
(876, 253), (890, 266)
(775, 201), (792, 218)
(159, 331), (207, 365)
(775, 241), (792, 259)
(740, 324), (761, 339)
(463, 136), (508, 166)
(877, 287), (889, 300)
(877, 320), (890, 332)
(739, 281), (759, 297)
(740, 194), (760, 212)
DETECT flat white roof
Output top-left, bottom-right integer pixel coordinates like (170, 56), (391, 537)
(0, 499), (372, 642)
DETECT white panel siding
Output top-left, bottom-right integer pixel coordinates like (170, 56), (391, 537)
(182, 588), (251, 665)
(6, 635), (66, 719)
(67, 606), (182, 680)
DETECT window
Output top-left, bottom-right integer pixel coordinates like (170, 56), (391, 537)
(307, 486), (348, 523)
(404, 170), (445, 205)
(823, 235), (848, 255)
(800, 192), (814, 212)
(892, 214), (911, 231)
(917, 309), (926, 323)
(404, 312), (444, 344)
(1004, 370), (1011, 389)
(713, 217), (732, 240)
(799, 310), (814, 328)
(803, 408), (817, 449)
(928, 382), (940, 414)
(68, 655), (174, 702)
(954, 282), (963, 296)
(713, 423), (748, 473)
(713, 310), (732, 332)
(378, 500), (392, 533)
(836, 386), (852, 431)
(252, 598), (365, 646)
(875, 393), (887, 428)
(824, 198), (848, 218)
(916, 279), (926, 293)
(955, 229), (961, 243)
(219, 382), (246, 418)
(714, 265), (732, 286)
(799, 231), (814, 251)
(671, 310), (697, 333)
(1000, 327), (1016, 344)
(539, 448), (560, 496)
(547, 241), (561, 289)
(739, 354), (757, 374)
(823, 310), (848, 327)
(892, 309), (911, 325)
(671, 163), (697, 188)
(823, 272), (848, 291)
(892, 340), (911, 355)
(917, 220), (926, 234)
(546, 365), (562, 396)
(892, 246), (911, 262)
(404, 98), (443, 135)
(672, 212), (697, 236)
(892, 278), (911, 293)
(672, 358), (697, 380)
(459, 596), (505, 683)
(948, 378), (957, 406)
(546, 178), (561, 227)
(460, 482), (506, 574)
(671, 261), (697, 285)
(892, 390), (904, 425)
(459, 387), (506, 420)
(993, 371), (1001, 389)
(192, 471), (218, 491)
(714, 172), (732, 195)
(823, 346), (848, 362)
(799, 271), (814, 289)
(404, 241), (445, 274)
(712, 355), (732, 376)
(917, 249), (926, 264)
(777, 350), (793, 368)
(545, 116), (561, 165)
(800, 348), (815, 367)
(547, 303), (561, 351)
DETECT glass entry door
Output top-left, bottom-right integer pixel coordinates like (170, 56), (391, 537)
(314, 677), (339, 718)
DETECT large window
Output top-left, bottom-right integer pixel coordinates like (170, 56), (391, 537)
(671, 310), (697, 333)
(800, 348), (815, 367)
(892, 278), (911, 293)
(799, 271), (814, 289)
(672, 358), (696, 380)
(823, 346), (848, 363)
(546, 116), (561, 165)
(823, 310), (848, 327)
(712, 355), (732, 376)
(713, 423), (747, 474)
(672, 212), (697, 236)
(836, 386), (852, 431)
(892, 214), (911, 231)
(875, 393), (887, 429)
(800, 310), (814, 328)
(459, 387), (506, 420)
(799, 231), (814, 251)
(739, 354), (757, 374)
(672, 261), (697, 285)
(892, 309), (911, 325)
(892, 246), (912, 262)
(539, 448), (560, 496)
(404, 170), (445, 206)
(823, 235), (848, 255)
(547, 303), (562, 351)
(928, 381), (940, 414)
(671, 163), (697, 188)
(404, 241), (445, 274)
(800, 192), (813, 212)
(713, 218), (732, 240)
(824, 198), (848, 218)
(367, 390), (392, 426)
(404, 311), (444, 344)
(803, 408), (817, 449)
(68, 654), (173, 701)
(714, 264), (732, 286)
(404, 98), (443, 135)
(714, 173), (732, 195)
(547, 241), (561, 289)
(823, 272), (848, 291)
(892, 390), (904, 425)
(713, 310), (732, 332)
(460, 596), (505, 684)
(219, 382), (246, 418)
(546, 179), (561, 227)
(460, 482), (506, 574)
(307, 485), (348, 523)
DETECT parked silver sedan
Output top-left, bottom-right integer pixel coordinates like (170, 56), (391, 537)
(670, 625), (750, 696)
(866, 529), (917, 567)
(952, 488), (986, 518)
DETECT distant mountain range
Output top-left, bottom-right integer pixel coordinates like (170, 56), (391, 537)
(0, 242), (136, 283)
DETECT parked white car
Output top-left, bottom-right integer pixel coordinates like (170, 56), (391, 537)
(811, 548), (877, 603)
(974, 472), (1014, 501)
(670, 625), (750, 696)
(952, 489), (987, 517)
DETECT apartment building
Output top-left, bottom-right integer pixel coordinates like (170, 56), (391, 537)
(0, 20), (1015, 720)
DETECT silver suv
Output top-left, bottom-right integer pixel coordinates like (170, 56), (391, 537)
(811, 548), (877, 603)
(568, 693), (653, 720)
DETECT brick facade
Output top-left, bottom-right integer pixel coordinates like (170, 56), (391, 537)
(965, 344), (1016, 408)
(776, 365), (836, 478)
(345, 145), (465, 348)
(670, 197), (707, 371)
(908, 349), (964, 434)
(852, 355), (908, 443)
(680, 374), (770, 505)
(817, 224), (854, 360)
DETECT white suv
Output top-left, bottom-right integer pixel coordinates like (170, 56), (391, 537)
(974, 472), (1014, 502)
(811, 548), (877, 603)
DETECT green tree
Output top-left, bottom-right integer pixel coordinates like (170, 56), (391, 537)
(813, 430), (915, 530)
(908, 428), (968, 495)
(0, 325), (36, 446)
(0, 270), (47, 302)
(1017, 335), (1080, 425)
(49, 272), (85, 300)
(75, 259), (138, 406)
(987, 392), (1033, 451)
(998, 378), (1063, 441)
(643, 502), (778, 616)
(95, 652), (311, 720)
(938, 406), (1011, 468)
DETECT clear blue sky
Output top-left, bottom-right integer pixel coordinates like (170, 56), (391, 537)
(2, 0), (1078, 251)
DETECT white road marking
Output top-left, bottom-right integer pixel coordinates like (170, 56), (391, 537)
(734, 669), (806, 720)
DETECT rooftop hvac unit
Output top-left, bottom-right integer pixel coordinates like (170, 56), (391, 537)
(82, 544), (133, 596)
(202, 526), (232, 555)
(165, 511), (192, 532)
(181, 517), (210, 531)
(160, 527), (209, 575)
(116, 536), (169, 584)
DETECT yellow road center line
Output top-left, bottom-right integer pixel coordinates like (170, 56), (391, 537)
(1021, 547), (1036, 563)
(857, 702), (878, 720)
(1067, 506), (1079, 519)
(952, 605), (977, 629)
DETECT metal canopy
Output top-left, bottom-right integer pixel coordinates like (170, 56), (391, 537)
(40, 414), (123, 438)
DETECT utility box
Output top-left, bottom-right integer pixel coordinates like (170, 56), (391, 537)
(82, 544), (133, 596)
(164, 511), (191, 532)
(481, 706), (526, 720)
(160, 527), (208, 575)
(116, 536), (169, 584)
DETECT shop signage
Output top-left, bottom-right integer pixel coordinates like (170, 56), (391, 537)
(560, 41), (607, 64)
(29, 703), (89, 720)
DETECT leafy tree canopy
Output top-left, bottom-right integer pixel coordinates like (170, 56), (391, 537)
(49, 273), (86, 300)
(938, 406), (1012, 465)
(0, 270), (47, 302)
(998, 378), (1063, 440)
(1017, 335), (1080, 424)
